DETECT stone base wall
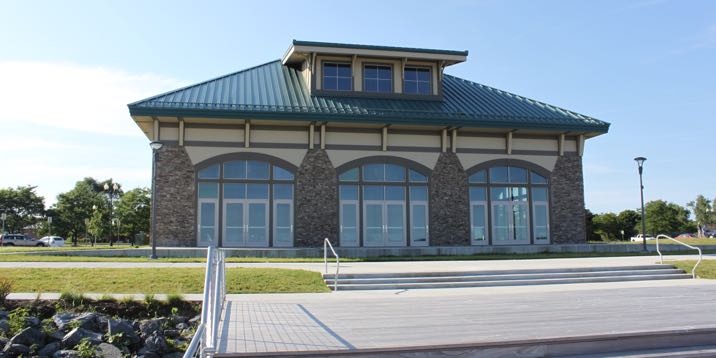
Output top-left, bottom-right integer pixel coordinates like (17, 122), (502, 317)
(429, 152), (470, 245)
(294, 149), (339, 247)
(550, 155), (586, 244)
(154, 145), (196, 247)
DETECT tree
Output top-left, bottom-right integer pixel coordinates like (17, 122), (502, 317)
(55, 181), (105, 245)
(87, 208), (107, 245)
(585, 209), (600, 241)
(0, 186), (45, 233)
(593, 213), (620, 241)
(115, 188), (150, 244)
(638, 200), (693, 236)
(687, 195), (715, 237)
(617, 209), (640, 240)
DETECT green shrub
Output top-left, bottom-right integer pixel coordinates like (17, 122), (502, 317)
(0, 278), (12, 305)
(8, 307), (29, 336)
(166, 293), (185, 306)
(144, 294), (159, 307)
(98, 294), (117, 302)
(75, 338), (97, 358)
(119, 295), (135, 304)
(59, 291), (89, 307)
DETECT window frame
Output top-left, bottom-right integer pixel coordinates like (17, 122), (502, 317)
(362, 63), (393, 94)
(403, 66), (432, 95)
(322, 61), (353, 92)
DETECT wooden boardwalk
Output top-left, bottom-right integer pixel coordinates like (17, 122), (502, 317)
(216, 279), (716, 354)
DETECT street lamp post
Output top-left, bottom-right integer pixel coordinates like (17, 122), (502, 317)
(104, 182), (120, 247)
(91, 205), (98, 247)
(47, 216), (52, 236)
(634, 157), (647, 252)
(149, 141), (163, 259)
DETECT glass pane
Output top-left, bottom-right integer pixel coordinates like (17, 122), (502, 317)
(469, 170), (486, 183)
(378, 66), (392, 79)
(323, 77), (336, 90)
(409, 170), (427, 182)
(341, 203), (358, 245)
(531, 171), (548, 184)
(385, 164), (405, 182)
(337, 78), (352, 91)
(273, 166), (294, 180)
(471, 204), (486, 241)
(247, 203), (266, 243)
(364, 80), (378, 92)
(364, 66), (377, 79)
(386, 204), (404, 244)
(404, 81), (417, 94)
(247, 161), (269, 180)
(490, 166), (509, 183)
(363, 164), (384, 181)
(511, 187), (529, 201)
(273, 184), (293, 200)
(200, 228), (215, 244)
(198, 183), (218, 199)
(385, 186), (405, 201)
(532, 187), (548, 202)
(275, 203), (290, 227)
(323, 63), (337, 76)
(469, 187), (486, 201)
(247, 184), (269, 199)
(490, 187), (510, 201)
(417, 68), (431, 81)
(404, 68), (417, 81)
(223, 161), (246, 179)
(378, 80), (392, 93)
(336, 64), (352, 77)
(340, 185), (358, 200)
(198, 164), (219, 179)
(225, 228), (242, 244)
(492, 204), (510, 242)
(412, 204), (428, 244)
(509, 167), (528, 184)
(513, 204), (529, 241)
(410, 186), (428, 201)
(200, 202), (215, 227)
(365, 204), (383, 245)
(363, 186), (384, 200)
(418, 82), (431, 95)
(339, 168), (358, 182)
(534, 204), (548, 230)
(225, 203), (243, 227)
(223, 183), (245, 199)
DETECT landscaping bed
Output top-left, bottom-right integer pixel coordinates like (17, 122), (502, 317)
(671, 260), (716, 279)
(0, 293), (200, 357)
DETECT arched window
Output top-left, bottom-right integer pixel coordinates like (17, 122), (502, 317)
(468, 162), (550, 245)
(337, 159), (429, 247)
(196, 155), (295, 248)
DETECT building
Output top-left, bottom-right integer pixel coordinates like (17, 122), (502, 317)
(128, 40), (609, 249)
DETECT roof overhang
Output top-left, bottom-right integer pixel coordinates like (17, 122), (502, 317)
(282, 40), (468, 66)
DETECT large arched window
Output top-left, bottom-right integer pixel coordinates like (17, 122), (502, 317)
(468, 162), (550, 245)
(337, 159), (430, 247)
(196, 155), (296, 248)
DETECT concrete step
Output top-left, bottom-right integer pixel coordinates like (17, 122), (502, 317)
(324, 268), (685, 285)
(572, 344), (716, 357)
(323, 264), (676, 279)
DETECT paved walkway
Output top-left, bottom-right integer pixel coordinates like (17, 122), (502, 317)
(215, 279), (716, 354)
(2, 254), (713, 272)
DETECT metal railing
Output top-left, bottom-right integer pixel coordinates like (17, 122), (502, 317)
(184, 246), (226, 358)
(655, 234), (702, 279)
(324, 238), (340, 291)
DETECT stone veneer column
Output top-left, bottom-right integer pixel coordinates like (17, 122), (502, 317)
(550, 155), (586, 244)
(154, 144), (196, 247)
(429, 152), (470, 245)
(294, 149), (339, 247)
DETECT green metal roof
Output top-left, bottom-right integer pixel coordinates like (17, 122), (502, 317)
(290, 40), (469, 57)
(128, 60), (609, 133)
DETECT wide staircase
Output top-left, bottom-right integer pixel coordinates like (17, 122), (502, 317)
(323, 264), (691, 291)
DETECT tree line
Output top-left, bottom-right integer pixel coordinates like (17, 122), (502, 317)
(587, 195), (716, 241)
(0, 178), (150, 245)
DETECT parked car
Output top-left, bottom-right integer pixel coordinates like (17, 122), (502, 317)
(40, 236), (65, 247)
(675, 233), (696, 239)
(630, 234), (656, 242)
(705, 230), (716, 238)
(0, 234), (45, 246)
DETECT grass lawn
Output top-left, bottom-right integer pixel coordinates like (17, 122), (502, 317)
(670, 260), (716, 279)
(1, 267), (329, 294)
(591, 238), (716, 246)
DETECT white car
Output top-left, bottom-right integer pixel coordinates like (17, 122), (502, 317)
(630, 234), (656, 242)
(40, 236), (65, 247)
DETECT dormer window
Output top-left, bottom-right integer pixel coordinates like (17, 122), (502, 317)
(323, 62), (352, 91)
(363, 64), (392, 93)
(404, 67), (432, 95)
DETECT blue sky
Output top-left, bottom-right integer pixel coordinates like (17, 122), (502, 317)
(1, 0), (714, 213)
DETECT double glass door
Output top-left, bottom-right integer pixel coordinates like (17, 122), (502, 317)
(223, 199), (269, 247)
(198, 199), (218, 246)
(364, 201), (405, 247)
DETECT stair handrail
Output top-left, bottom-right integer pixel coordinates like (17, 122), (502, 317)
(324, 238), (340, 291)
(184, 246), (226, 358)
(655, 234), (702, 279)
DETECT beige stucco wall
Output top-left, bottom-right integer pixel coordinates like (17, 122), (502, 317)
(252, 128), (307, 144)
(185, 127), (243, 142)
(512, 138), (559, 151)
(563, 139), (577, 152)
(327, 150), (440, 169)
(325, 131), (381, 146)
(185, 146), (307, 167)
(458, 153), (558, 172)
(459, 136), (505, 150)
(159, 127), (179, 141)
(389, 132), (441, 148)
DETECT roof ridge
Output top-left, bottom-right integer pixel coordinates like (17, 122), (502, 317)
(128, 59), (282, 107)
(443, 73), (605, 125)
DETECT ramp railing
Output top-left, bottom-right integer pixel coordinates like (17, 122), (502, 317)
(324, 238), (340, 291)
(184, 246), (226, 357)
(655, 234), (702, 279)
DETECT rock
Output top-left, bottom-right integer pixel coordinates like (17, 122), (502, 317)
(0, 337), (8, 347)
(61, 328), (102, 349)
(47, 331), (65, 342)
(169, 316), (187, 326)
(136, 346), (161, 358)
(139, 318), (166, 339)
(0, 320), (9, 334)
(53, 350), (79, 358)
(53, 313), (99, 332)
(52, 313), (78, 331)
(174, 323), (188, 331)
(38, 341), (61, 357)
(9, 327), (45, 346)
(162, 353), (183, 358)
(96, 315), (110, 334)
(188, 315), (201, 324)
(25, 316), (41, 328)
(4, 343), (30, 356)
(95, 343), (122, 358)
(108, 319), (140, 345)
(163, 330), (179, 339)
(0, 311), (8, 319)
(143, 332), (168, 353)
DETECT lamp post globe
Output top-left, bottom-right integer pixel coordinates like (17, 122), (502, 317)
(149, 141), (163, 259)
(634, 157), (647, 251)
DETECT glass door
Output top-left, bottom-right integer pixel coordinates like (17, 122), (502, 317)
(410, 203), (428, 246)
(340, 201), (359, 247)
(246, 200), (268, 247)
(363, 202), (384, 247)
(197, 199), (218, 246)
(223, 200), (244, 247)
(386, 202), (406, 246)
(273, 200), (293, 247)
(470, 202), (488, 245)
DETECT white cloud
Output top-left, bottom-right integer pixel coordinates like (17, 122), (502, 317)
(0, 61), (183, 136)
